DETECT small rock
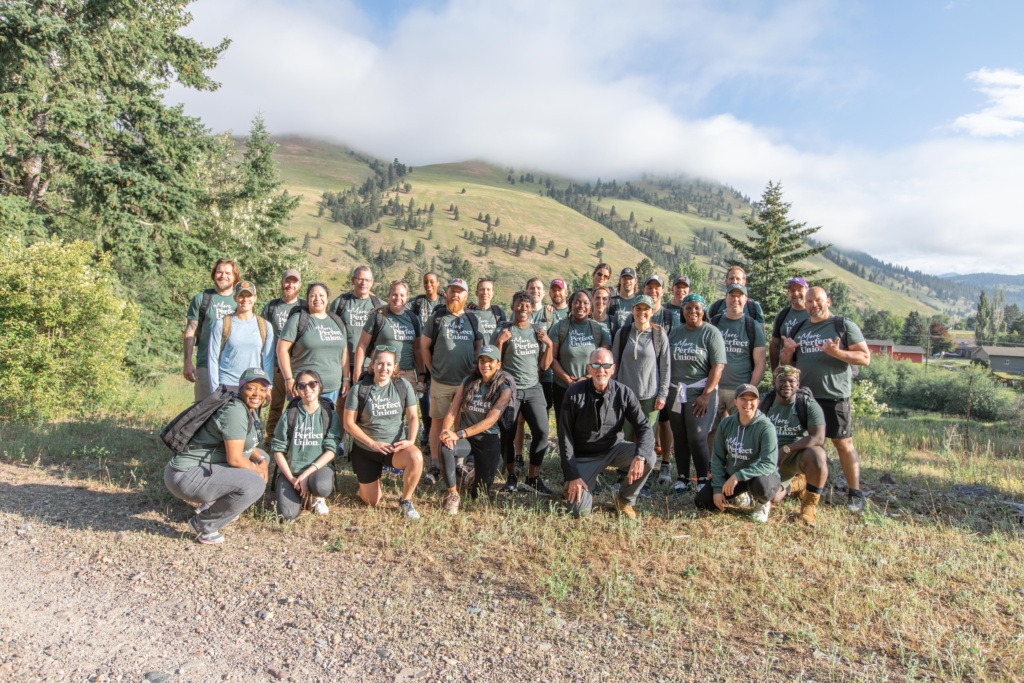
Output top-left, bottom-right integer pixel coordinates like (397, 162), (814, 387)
(376, 647), (391, 659)
(502, 647), (512, 656)
(537, 642), (553, 652)
(177, 660), (205, 674)
(257, 610), (273, 621)
(267, 666), (285, 680)
(466, 607), (483, 616)
(143, 673), (171, 683)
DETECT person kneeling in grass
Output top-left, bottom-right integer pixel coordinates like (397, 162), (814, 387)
(696, 383), (784, 523)
(164, 367), (271, 545)
(760, 365), (828, 525)
(271, 369), (341, 519)
(342, 346), (424, 520)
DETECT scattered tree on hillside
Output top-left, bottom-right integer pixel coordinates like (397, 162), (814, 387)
(302, 233), (311, 250)
(529, 236), (537, 251)
(901, 311), (927, 347)
(564, 248), (570, 258)
(494, 217), (501, 227)
(862, 309), (903, 341)
(635, 258), (654, 285)
(547, 240), (556, 255)
(453, 206), (460, 221)
(720, 181), (827, 315)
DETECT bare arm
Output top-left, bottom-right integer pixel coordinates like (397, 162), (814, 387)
(769, 336), (781, 372)
(750, 346), (767, 387)
(352, 330), (372, 383)
(183, 319), (198, 382)
(224, 439), (268, 482)
(824, 340), (871, 366)
(276, 339), (296, 397)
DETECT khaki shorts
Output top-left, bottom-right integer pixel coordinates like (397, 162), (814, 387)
(713, 389), (737, 430)
(429, 380), (461, 419)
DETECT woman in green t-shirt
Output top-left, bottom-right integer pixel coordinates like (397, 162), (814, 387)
(164, 368), (272, 545)
(271, 369), (342, 520)
(550, 289), (612, 433)
(277, 282), (349, 403)
(438, 345), (515, 514)
(342, 347), (424, 520)
(350, 279), (425, 392)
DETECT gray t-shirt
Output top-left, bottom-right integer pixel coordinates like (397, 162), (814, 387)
(716, 315), (766, 391)
(362, 309), (419, 371)
(772, 306), (811, 340)
(425, 312), (483, 385)
(611, 325), (670, 401)
(280, 313), (347, 393)
(765, 396), (826, 447)
(491, 323), (545, 390)
(345, 378), (416, 443)
(792, 317), (866, 399)
(668, 323), (727, 400)
(550, 318), (611, 388)
(333, 295), (377, 365)
(470, 305), (504, 340)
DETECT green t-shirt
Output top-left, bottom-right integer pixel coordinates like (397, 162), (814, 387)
(334, 295), (377, 363)
(668, 323), (726, 399)
(591, 316), (613, 339)
(270, 402), (342, 474)
(168, 399), (259, 471)
(764, 396), (826, 448)
(411, 295), (442, 327)
(792, 317), (866, 399)
(261, 299), (303, 338)
(491, 323), (545, 389)
(280, 313), (348, 393)
(345, 378), (416, 444)
(711, 411), (778, 493)
(470, 305), (503, 340)
(716, 315), (767, 391)
(362, 310), (418, 371)
(611, 295), (639, 328)
(709, 298), (766, 324)
(186, 291), (237, 368)
(550, 318), (612, 388)
(425, 312), (482, 385)
(772, 306), (811, 340)
(458, 377), (509, 436)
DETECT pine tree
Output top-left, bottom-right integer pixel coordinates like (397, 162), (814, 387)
(564, 248), (570, 258)
(529, 236), (537, 251)
(901, 311), (926, 346)
(720, 181), (828, 314)
(547, 240), (556, 254)
(302, 233), (311, 250)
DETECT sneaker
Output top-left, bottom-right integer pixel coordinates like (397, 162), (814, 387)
(732, 491), (753, 508)
(422, 466), (441, 486)
(799, 491), (821, 526)
(672, 478), (694, 494)
(514, 455), (525, 477)
(188, 516), (224, 544)
(751, 501), (771, 523)
(657, 463), (672, 485)
(195, 502), (211, 514)
(520, 476), (553, 497)
(847, 491), (866, 515)
(460, 466), (476, 493)
(399, 499), (420, 520)
(638, 484), (652, 499)
(312, 497), (329, 516)
(502, 473), (519, 493)
(443, 491), (461, 515)
(611, 495), (638, 520)
(787, 474), (807, 498)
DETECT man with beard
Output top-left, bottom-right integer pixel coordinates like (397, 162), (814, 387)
(770, 277), (811, 371)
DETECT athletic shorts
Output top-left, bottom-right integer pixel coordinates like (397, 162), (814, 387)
(350, 442), (395, 484)
(429, 380), (461, 419)
(817, 397), (853, 439)
(658, 405), (671, 423)
(777, 447), (805, 482)
(712, 389), (737, 430)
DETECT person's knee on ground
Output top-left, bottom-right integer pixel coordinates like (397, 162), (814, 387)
(358, 481), (383, 507)
(567, 488), (594, 519)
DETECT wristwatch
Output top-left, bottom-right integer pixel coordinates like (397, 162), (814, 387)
(782, 445), (791, 455)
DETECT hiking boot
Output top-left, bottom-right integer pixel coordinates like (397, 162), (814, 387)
(422, 466), (441, 486)
(847, 490), (866, 515)
(672, 478), (694, 494)
(750, 500), (772, 523)
(657, 463), (672, 485)
(312, 497), (329, 516)
(799, 491), (821, 526)
(612, 495), (638, 520)
(399, 499), (420, 520)
(502, 473), (519, 494)
(787, 474), (807, 498)
(443, 491), (461, 516)
(520, 476), (553, 497)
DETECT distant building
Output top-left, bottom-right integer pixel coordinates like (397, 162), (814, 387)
(866, 339), (924, 363)
(977, 346), (1024, 375)
(866, 339), (894, 356)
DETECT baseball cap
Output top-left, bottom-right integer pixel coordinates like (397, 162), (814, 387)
(478, 345), (502, 361)
(631, 294), (654, 309)
(238, 367), (272, 388)
(447, 278), (469, 292)
(787, 277), (809, 289)
(550, 278), (567, 290)
(645, 274), (665, 287)
(235, 281), (257, 297)
(673, 276), (691, 287)
(619, 267), (637, 279)
(282, 268), (301, 282)
(735, 383), (760, 399)
(726, 283), (748, 296)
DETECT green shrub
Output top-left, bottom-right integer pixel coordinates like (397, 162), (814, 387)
(0, 238), (138, 420)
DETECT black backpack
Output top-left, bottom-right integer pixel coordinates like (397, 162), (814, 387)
(160, 386), (242, 454)
(711, 313), (758, 365)
(788, 316), (849, 354)
(613, 322), (666, 367)
(496, 373), (521, 431)
(329, 292), (383, 320)
(195, 288), (236, 338)
(556, 317), (605, 349)
(287, 308), (346, 341)
(264, 298), (307, 331)
(427, 306), (480, 356)
(709, 298), (760, 322)
(759, 387), (815, 430)
(467, 303), (507, 324)
(284, 396), (336, 445)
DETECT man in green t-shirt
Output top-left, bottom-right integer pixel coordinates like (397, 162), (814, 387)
(770, 277), (811, 371)
(712, 284), (767, 419)
(262, 268), (305, 445)
(707, 265), (765, 323)
(609, 267), (639, 328)
(328, 265), (382, 394)
(184, 258), (240, 402)
(760, 365), (828, 525)
(781, 286), (871, 514)
(696, 384), (781, 523)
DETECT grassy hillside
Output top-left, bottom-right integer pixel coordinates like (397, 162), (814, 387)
(273, 137), (942, 316)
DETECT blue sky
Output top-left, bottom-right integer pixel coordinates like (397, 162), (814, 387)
(169, 0), (1024, 274)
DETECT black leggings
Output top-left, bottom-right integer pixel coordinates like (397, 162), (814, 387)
(501, 384), (549, 468)
(418, 377), (431, 452)
(668, 388), (718, 480)
(441, 432), (502, 498)
(552, 383), (569, 436)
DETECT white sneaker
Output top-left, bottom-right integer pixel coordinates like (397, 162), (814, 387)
(751, 501), (771, 523)
(312, 497), (329, 516)
(399, 499), (421, 520)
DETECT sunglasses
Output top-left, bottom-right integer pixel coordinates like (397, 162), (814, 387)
(296, 380), (319, 391)
(375, 345), (398, 352)
(588, 362), (614, 370)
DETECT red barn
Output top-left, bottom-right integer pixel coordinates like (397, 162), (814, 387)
(891, 344), (925, 363)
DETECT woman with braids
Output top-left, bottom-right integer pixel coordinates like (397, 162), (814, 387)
(277, 282), (348, 404)
(437, 345), (515, 514)
(549, 289), (611, 433)
(665, 293), (726, 494)
(342, 346), (424, 520)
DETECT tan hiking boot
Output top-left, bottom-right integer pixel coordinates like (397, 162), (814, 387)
(799, 491), (821, 526)
(788, 474), (807, 498)
(443, 491), (461, 516)
(612, 495), (637, 520)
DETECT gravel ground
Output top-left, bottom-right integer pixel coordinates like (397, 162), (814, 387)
(0, 462), (692, 683)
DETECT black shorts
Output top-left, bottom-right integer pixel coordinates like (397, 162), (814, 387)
(817, 397), (853, 439)
(350, 442), (395, 484)
(658, 405), (671, 423)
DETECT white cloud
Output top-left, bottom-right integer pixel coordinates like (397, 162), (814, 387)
(166, 0), (1024, 274)
(953, 68), (1024, 137)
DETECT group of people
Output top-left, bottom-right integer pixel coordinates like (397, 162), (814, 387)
(166, 258), (871, 544)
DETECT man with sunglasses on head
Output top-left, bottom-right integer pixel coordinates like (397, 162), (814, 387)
(559, 348), (656, 521)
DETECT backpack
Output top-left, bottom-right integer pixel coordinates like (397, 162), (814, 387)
(788, 316), (849, 354)
(759, 387), (815, 430)
(219, 315), (268, 361)
(196, 288), (215, 337)
(427, 306), (480, 357)
(329, 292), (383, 320)
(556, 318), (605, 350)
(284, 396), (335, 444)
(410, 294), (441, 324)
(160, 386), (241, 454)
(711, 313), (757, 366)
(264, 298), (307, 331)
(709, 298), (760, 322)
(358, 306), (423, 381)
(496, 373), (521, 432)
(287, 308), (346, 341)
(613, 322), (666, 366)
(495, 321), (546, 364)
